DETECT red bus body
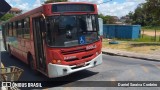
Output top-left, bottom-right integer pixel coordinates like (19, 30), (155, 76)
(2, 2), (102, 78)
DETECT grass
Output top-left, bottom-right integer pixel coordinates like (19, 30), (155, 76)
(102, 27), (160, 54)
(102, 39), (160, 55)
(114, 35), (160, 42)
(133, 35), (160, 42)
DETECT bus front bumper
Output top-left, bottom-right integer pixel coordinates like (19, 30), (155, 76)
(48, 53), (102, 78)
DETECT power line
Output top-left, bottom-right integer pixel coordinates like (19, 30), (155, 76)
(97, 0), (112, 5)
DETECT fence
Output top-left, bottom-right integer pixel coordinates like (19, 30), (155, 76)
(103, 24), (141, 39)
(141, 28), (160, 42)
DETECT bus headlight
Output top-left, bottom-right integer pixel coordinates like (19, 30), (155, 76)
(57, 60), (61, 64)
(96, 52), (99, 56)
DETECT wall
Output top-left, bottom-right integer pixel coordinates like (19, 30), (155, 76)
(103, 24), (141, 39)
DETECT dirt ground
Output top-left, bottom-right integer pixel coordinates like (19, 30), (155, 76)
(142, 30), (160, 36)
(102, 30), (160, 55)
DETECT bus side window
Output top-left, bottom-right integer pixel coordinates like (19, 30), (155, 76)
(24, 17), (30, 39)
(13, 22), (17, 37)
(9, 23), (13, 36)
(21, 19), (24, 38)
(15, 21), (18, 37)
(17, 21), (22, 37)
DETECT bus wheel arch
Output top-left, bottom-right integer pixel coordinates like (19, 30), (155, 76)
(27, 52), (35, 70)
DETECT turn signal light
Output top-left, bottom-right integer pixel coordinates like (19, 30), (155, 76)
(52, 60), (61, 64)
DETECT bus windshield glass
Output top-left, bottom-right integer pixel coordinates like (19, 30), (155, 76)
(46, 15), (99, 47)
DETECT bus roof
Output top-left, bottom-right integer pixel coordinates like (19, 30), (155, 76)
(45, 2), (96, 5)
(6, 2), (97, 23)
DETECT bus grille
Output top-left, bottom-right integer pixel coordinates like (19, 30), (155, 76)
(61, 48), (86, 55)
(65, 58), (79, 62)
(65, 54), (93, 62)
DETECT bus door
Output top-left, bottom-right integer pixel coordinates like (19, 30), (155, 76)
(32, 17), (46, 72)
(1, 25), (7, 50)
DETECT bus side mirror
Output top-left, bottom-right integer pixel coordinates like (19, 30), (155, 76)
(41, 14), (47, 33)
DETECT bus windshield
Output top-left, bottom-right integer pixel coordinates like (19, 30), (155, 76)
(46, 15), (99, 47)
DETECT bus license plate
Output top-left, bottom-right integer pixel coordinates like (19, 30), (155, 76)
(76, 63), (85, 67)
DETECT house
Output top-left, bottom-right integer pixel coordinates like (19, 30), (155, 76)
(112, 16), (119, 22)
(120, 16), (131, 24)
(8, 8), (22, 15)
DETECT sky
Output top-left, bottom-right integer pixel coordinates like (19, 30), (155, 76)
(5, 0), (146, 18)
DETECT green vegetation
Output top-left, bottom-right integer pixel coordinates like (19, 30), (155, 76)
(127, 0), (160, 26)
(0, 14), (14, 21)
(142, 26), (160, 31)
(102, 39), (160, 54)
(98, 14), (116, 24)
(134, 35), (160, 42)
(113, 35), (160, 42)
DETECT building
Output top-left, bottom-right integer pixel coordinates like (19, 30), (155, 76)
(112, 16), (119, 22)
(111, 16), (124, 24)
(120, 16), (132, 25)
(8, 8), (22, 15)
(103, 24), (141, 39)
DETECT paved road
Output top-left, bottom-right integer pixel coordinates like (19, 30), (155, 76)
(1, 40), (160, 90)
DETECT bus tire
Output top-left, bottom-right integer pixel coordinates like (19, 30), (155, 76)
(8, 45), (13, 57)
(28, 54), (39, 75)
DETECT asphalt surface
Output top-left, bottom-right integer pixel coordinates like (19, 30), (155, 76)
(1, 39), (160, 90)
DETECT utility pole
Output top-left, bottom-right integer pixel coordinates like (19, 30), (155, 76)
(155, 27), (156, 41)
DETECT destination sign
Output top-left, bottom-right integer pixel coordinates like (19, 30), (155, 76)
(52, 4), (95, 12)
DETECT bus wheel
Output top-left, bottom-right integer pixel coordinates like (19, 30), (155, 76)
(8, 45), (13, 57)
(28, 54), (39, 75)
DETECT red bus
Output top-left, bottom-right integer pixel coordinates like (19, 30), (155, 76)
(2, 2), (102, 78)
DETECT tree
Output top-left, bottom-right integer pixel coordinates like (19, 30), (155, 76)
(144, 0), (160, 26)
(0, 13), (14, 21)
(105, 16), (116, 24)
(126, 0), (160, 26)
(45, 0), (67, 3)
(98, 14), (116, 24)
(132, 5), (146, 25)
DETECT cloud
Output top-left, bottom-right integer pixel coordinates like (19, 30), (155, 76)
(69, 0), (103, 4)
(33, 0), (42, 8)
(17, 3), (30, 11)
(6, 0), (21, 5)
(6, 0), (43, 12)
(12, 0), (21, 3)
(98, 0), (146, 17)
(69, 0), (145, 17)
(6, 0), (146, 17)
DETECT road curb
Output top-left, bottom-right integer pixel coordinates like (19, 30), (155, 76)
(102, 51), (160, 62)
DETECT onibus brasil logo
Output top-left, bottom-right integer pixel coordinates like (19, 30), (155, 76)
(1, 82), (42, 89)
